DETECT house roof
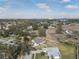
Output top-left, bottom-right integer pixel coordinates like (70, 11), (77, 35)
(0, 38), (17, 46)
(42, 47), (60, 58)
(65, 30), (73, 35)
(33, 37), (44, 44)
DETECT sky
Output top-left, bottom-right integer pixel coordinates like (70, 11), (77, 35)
(0, 0), (79, 19)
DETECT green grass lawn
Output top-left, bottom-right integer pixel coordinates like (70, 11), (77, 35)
(32, 54), (34, 59)
(58, 43), (75, 59)
(35, 53), (48, 59)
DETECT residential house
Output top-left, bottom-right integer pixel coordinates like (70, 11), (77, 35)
(42, 47), (61, 59)
(32, 37), (45, 47)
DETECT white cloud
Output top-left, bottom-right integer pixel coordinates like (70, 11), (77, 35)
(0, 7), (5, 13)
(65, 5), (79, 9)
(36, 3), (49, 9)
(0, 10), (41, 19)
(60, 12), (68, 16)
(0, 0), (10, 14)
(62, 0), (71, 2)
(36, 3), (52, 12)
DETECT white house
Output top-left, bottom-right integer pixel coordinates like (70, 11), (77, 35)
(42, 47), (61, 59)
(65, 30), (73, 35)
(27, 26), (33, 30)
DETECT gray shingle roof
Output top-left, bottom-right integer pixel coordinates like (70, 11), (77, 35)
(34, 37), (44, 44)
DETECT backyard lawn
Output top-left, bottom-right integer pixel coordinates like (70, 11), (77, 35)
(58, 43), (75, 59)
(35, 53), (48, 59)
(33, 43), (75, 59)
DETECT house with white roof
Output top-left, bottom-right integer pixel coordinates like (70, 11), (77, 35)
(27, 26), (33, 30)
(42, 47), (61, 59)
(65, 30), (73, 35)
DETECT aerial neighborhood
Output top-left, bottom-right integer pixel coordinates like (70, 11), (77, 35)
(0, 19), (79, 59)
(0, 0), (79, 59)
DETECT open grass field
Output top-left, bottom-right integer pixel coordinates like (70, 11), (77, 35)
(58, 43), (75, 59)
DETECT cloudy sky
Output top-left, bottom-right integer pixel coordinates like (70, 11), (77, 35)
(0, 0), (79, 19)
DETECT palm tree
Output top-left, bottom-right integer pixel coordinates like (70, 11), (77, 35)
(16, 35), (32, 59)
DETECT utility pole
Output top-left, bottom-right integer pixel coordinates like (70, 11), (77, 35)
(73, 36), (79, 59)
